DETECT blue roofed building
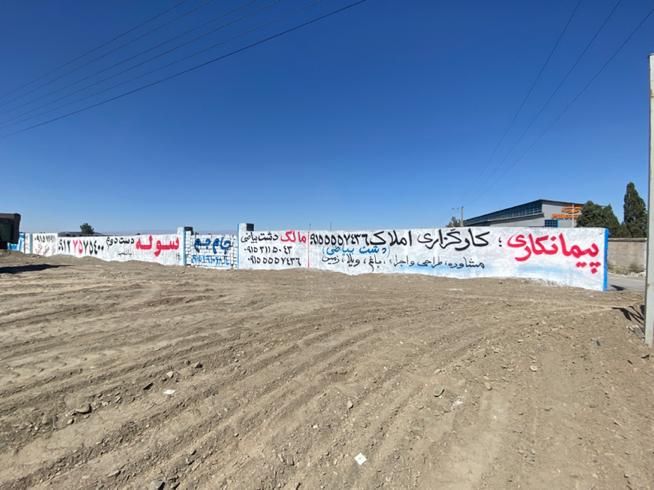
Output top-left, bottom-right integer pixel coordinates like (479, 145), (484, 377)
(464, 199), (584, 228)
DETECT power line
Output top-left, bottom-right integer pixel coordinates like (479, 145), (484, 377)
(1, 0), (369, 139)
(460, 0), (583, 208)
(0, 0), (210, 109)
(478, 0), (624, 190)
(0, 0), (194, 102)
(484, 0), (583, 175)
(0, 0), (272, 128)
(470, 5), (654, 211)
(0, 0), (300, 132)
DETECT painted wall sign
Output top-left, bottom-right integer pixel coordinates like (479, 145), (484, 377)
(187, 233), (237, 269)
(7, 232), (25, 252)
(19, 225), (608, 291)
(56, 234), (181, 266)
(238, 226), (607, 290)
(32, 233), (58, 256)
(238, 225), (308, 270)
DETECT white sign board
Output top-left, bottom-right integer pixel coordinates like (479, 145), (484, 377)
(238, 228), (308, 270)
(239, 226), (608, 291)
(32, 233), (58, 256)
(55, 234), (181, 266)
(187, 233), (237, 269)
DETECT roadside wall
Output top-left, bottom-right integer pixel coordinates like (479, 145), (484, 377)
(13, 225), (609, 291)
(186, 232), (237, 269)
(608, 238), (646, 273)
(55, 234), (182, 265)
(238, 225), (608, 291)
(7, 232), (25, 252)
(32, 233), (57, 256)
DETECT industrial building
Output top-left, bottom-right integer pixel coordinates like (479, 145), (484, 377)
(464, 199), (583, 228)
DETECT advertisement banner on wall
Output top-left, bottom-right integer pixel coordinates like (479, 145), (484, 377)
(55, 234), (182, 266)
(32, 233), (58, 256)
(187, 233), (237, 269)
(238, 227), (308, 270)
(238, 225), (608, 291)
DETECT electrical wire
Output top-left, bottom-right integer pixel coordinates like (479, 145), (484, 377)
(0, 0), (270, 128)
(0, 0), (298, 132)
(1, 0), (369, 139)
(0, 0), (193, 102)
(482, 1), (582, 178)
(479, 0), (625, 190)
(459, 0), (584, 209)
(469, 5), (654, 212)
(0, 0), (210, 109)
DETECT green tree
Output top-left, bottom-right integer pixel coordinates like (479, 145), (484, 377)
(447, 216), (462, 227)
(622, 182), (647, 237)
(576, 201), (620, 236)
(80, 223), (95, 236)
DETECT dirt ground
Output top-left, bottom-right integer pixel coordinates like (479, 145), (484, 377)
(1, 252), (653, 490)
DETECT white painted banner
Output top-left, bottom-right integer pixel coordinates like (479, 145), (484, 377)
(238, 226), (308, 270)
(55, 234), (181, 266)
(239, 226), (608, 290)
(32, 233), (58, 256)
(187, 233), (237, 269)
(23, 224), (608, 290)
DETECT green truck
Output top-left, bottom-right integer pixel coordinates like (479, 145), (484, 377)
(0, 213), (21, 250)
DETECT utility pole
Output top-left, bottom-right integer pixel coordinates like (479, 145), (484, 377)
(452, 206), (464, 227)
(645, 53), (654, 347)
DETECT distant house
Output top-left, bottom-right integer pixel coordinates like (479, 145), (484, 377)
(464, 199), (583, 228)
(57, 231), (106, 237)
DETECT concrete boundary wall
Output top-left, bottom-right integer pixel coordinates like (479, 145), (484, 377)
(56, 234), (182, 265)
(238, 224), (608, 291)
(7, 232), (26, 253)
(13, 224), (609, 291)
(608, 238), (646, 273)
(32, 233), (57, 256)
(185, 231), (237, 269)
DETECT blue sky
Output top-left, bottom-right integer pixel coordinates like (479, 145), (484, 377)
(1, 0), (652, 233)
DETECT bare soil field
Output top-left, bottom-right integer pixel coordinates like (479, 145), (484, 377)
(1, 251), (653, 490)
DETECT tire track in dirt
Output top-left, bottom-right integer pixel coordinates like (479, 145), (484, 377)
(208, 303), (588, 488)
(2, 253), (651, 489)
(188, 316), (503, 488)
(6, 323), (380, 489)
(20, 298), (448, 486)
(0, 302), (372, 413)
(1, 298), (404, 478)
(0, 315), (347, 452)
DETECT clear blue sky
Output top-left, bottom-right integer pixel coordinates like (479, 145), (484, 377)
(1, 0), (652, 233)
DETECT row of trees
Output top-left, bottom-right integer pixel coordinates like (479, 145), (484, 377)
(577, 182), (647, 237)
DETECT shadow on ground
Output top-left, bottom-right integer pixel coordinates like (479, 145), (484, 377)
(0, 264), (66, 275)
(613, 304), (645, 337)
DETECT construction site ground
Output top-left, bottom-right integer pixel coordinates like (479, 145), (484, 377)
(1, 252), (653, 489)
